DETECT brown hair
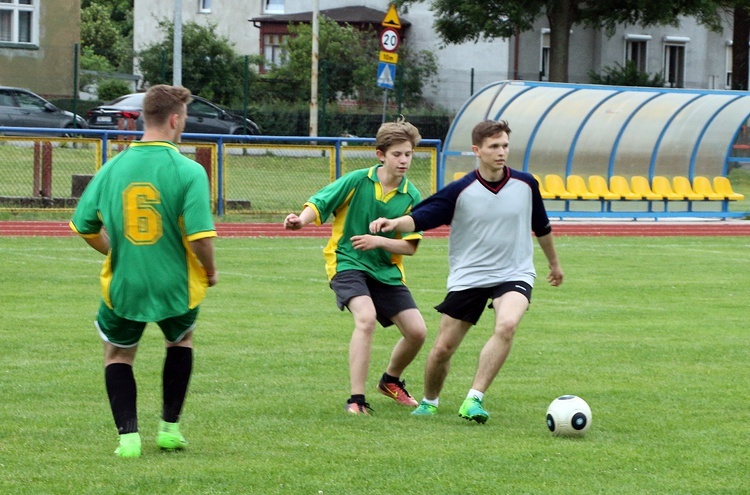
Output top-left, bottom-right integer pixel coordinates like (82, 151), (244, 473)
(471, 119), (511, 146)
(142, 85), (192, 126)
(375, 116), (422, 153)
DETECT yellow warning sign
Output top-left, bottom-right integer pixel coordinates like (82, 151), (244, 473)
(379, 51), (398, 63)
(382, 3), (401, 29)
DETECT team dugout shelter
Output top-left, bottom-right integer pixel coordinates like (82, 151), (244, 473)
(441, 81), (750, 218)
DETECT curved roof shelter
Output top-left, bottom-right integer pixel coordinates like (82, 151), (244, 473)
(441, 81), (750, 190)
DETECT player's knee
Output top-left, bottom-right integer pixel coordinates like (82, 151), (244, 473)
(493, 320), (518, 341)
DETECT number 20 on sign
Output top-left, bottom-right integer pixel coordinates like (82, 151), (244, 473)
(380, 28), (399, 52)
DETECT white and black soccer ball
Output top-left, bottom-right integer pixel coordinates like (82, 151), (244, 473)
(546, 395), (592, 437)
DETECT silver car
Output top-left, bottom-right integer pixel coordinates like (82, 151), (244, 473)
(0, 86), (87, 130)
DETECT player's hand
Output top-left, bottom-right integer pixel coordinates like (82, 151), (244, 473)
(547, 265), (563, 287)
(350, 234), (382, 251)
(369, 217), (395, 233)
(207, 271), (218, 287)
(284, 213), (303, 230)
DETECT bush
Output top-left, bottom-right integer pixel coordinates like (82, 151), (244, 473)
(97, 79), (132, 102)
(245, 103), (452, 140)
(588, 61), (665, 87)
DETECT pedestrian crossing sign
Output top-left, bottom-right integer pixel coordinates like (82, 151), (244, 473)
(377, 62), (396, 89)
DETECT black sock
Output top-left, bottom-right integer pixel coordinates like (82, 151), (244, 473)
(348, 394), (366, 404)
(162, 346), (193, 423)
(105, 363), (138, 434)
(382, 372), (400, 383)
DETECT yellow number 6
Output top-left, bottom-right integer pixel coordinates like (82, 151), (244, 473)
(123, 183), (163, 244)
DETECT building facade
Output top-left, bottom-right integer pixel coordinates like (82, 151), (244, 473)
(0, 0), (81, 98)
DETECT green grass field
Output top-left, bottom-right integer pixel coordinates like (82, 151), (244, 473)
(1, 235), (749, 494)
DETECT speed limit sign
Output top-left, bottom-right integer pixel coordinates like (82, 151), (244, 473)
(380, 28), (399, 52)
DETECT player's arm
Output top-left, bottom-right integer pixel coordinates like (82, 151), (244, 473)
(284, 205), (317, 230)
(190, 237), (218, 287)
(536, 233), (563, 287)
(351, 235), (419, 255)
(82, 229), (110, 255)
(369, 214), (416, 234)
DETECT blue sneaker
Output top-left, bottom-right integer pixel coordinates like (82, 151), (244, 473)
(411, 400), (438, 416)
(458, 396), (489, 424)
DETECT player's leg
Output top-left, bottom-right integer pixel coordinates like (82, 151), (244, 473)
(472, 290), (529, 392)
(330, 270), (377, 414)
(424, 314), (472, 400)
(459, 287), (530, 423)
(379, 307), (426, 406)
(97, 302), (145, 457)
(346, 295), (378, 413)
(156, 310), (197, 450)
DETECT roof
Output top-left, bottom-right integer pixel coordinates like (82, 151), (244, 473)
(249, 6), (411, 28)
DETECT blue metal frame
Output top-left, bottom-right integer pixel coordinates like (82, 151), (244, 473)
(0, 127), (443, 216)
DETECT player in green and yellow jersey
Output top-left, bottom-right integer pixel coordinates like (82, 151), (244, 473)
(70, 85), (218, 457)
(284, 119), (427, 415)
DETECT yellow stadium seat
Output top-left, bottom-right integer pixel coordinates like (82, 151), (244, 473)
(453, 172), (467, 181)
(630, 176), (662, 200)
(652, 176), (684, 200)
(713, 176), (745, 201)
(588, 175), (619, 200)
(566, 175), (599, 200)
(544, 174), (576, 199)
(692, 176), (723, 200)
(609, 175), (641, 200)
(533, 174), (554, 199)
(672, 176), (703, 200)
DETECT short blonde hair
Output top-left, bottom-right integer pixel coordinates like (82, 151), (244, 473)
(375, 117), (422, 154)
(142, 85), (192, 126)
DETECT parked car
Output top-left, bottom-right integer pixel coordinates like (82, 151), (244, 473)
(86, 92), (260, 136)
(0, 86), (88, 130)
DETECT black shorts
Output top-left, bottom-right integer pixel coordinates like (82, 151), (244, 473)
(434, 281), (532, 325)
(329, 270), (418, 328)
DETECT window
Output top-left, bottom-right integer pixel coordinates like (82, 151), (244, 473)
(663, 37), (688, 88)
(198, 0), (211, 13)
(0, 0), (37, 44)
(264, 0), (284, 14)
(625, 34), (651, 72)
(540, 28), (550, 81)
(263, 34), (285, 68)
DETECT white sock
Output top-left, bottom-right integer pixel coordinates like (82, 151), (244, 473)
(467, 389), (484, 401)
(421, 397), (439, 407)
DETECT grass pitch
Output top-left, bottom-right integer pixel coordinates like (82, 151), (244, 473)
(1, 235), (748, 494)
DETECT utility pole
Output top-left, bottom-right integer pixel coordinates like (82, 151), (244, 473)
(309, 0), (319, 137)
(173, 0), (183, 86)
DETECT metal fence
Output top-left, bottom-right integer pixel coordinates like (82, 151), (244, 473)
(0, 128), (443, 218)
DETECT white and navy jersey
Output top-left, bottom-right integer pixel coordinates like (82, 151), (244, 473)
(410, 168), (552, 292)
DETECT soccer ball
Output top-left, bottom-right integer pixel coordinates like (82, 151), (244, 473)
(546, 395), (592, 437)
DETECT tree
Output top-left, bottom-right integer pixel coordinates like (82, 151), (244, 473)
(731, 3), (750, 90)
(263, 16), (438, 108)
(81, 0), (133, 72)
(138, 21), (263, 106)
(588, 61), (665, 87)
(396, 0), (724, 82)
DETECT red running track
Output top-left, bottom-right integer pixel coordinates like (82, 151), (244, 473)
(3, 221), (750, 237)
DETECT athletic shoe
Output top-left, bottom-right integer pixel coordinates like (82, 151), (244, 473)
(114, 432), (142, 458)
(411, 400), (438, 416)
(377, 377), (419, 407)
(458, 396), (489, 424)
(156, 420), (188, 450)
(345, 398), (373, 415)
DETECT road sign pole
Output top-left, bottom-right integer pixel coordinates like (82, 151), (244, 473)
(381, 88), (388, 123)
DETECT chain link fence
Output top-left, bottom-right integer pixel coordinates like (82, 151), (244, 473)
(0, 131), (441, 220)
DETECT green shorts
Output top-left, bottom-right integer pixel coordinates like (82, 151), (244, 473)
(95, 300), (199, 347)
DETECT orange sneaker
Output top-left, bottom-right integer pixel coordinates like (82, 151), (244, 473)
(377, 376), (419, 407)
(345, 398), (373, 415)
